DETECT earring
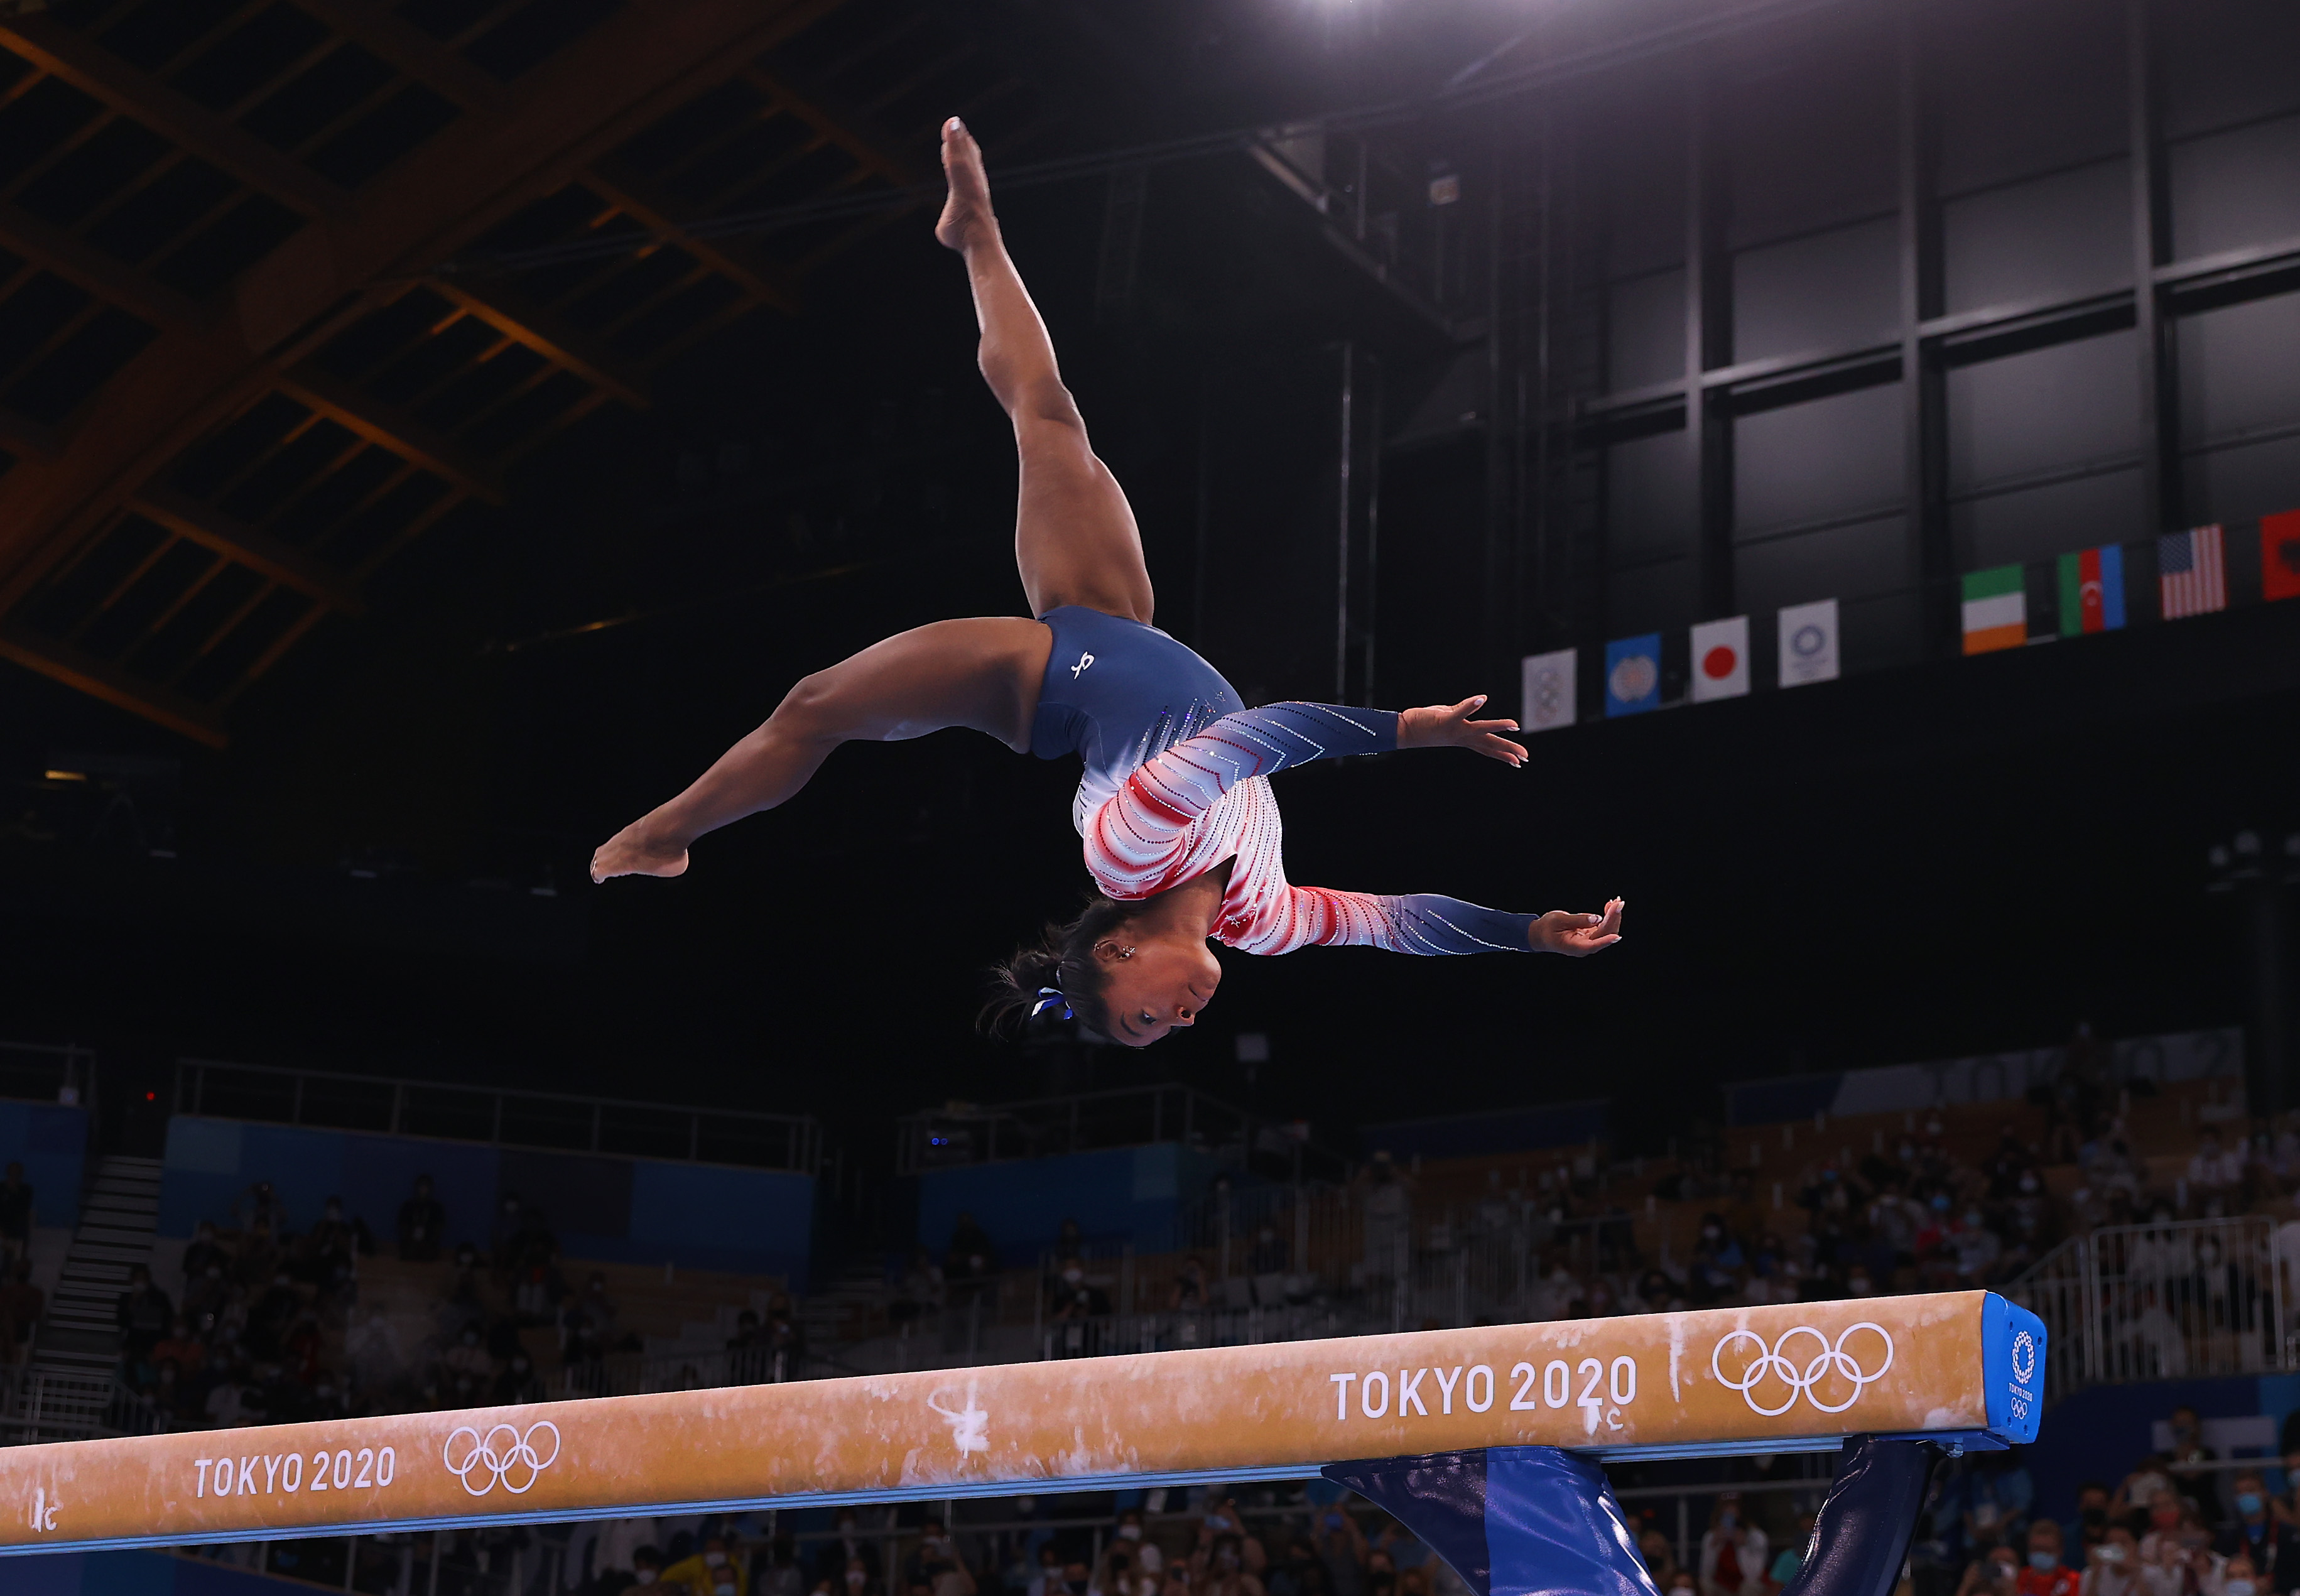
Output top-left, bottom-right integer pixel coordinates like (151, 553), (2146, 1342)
(1119, 947), (1135, 960)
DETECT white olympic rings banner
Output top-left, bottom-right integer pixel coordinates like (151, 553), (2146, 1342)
(443, 1421), (561, 1497)
(1710, 1322), (1896, 1416)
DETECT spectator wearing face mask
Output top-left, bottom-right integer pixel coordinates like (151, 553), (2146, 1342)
(1958, 1543), (2023, 1596)
(2068, 1482), (2114, 1558)
(1027, 1545), (1067, 1596)
(2135, 1490), (2188, 1566)
(1312, 1498), (1369, 1596)
(916, 1528), (977, 1596)
(1117, 1512), (1165, 1590)
(1700, 1494), (1766, 1596)
(2214, 1475), (2299, 1590)
(2212, 1553), (2263, 1596)
(667, 1536), (749, 1596)
(2083, 1531), (2142, 1596)
(629, 1550), (669, 1593)
(2162, 1413), (2220, 1530)
(2189, 1133), (2244, 1200)
(1048, 1257), (1110, 1358)
(2019, 1523), (2080, 1596)
(818, 1512), (882, 1587)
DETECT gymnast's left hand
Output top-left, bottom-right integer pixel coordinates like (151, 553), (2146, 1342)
(1398, 695), (1525, 766)
(1531, 898), (1625, 955)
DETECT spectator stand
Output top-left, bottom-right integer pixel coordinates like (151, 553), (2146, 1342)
(0, 1038), (111, 1443)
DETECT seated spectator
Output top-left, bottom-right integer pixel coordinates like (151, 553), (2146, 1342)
(2069, 1481), (2114, 1558)
(151, 1357), (198, 1428)
(1958, 1544), (2021, 1596)
(234, 1219), (281, 1292)
(1700, 1494), (1766, 1596)
(1312, 1499), (1369, 1596)
(945, 1213), (997, 1286)
(445, 1320), (494, 1379)
(1266, 1538), (1323, 1596)
(396, 1175), (446, 1262)
(1953, 1209), (2003, 1281)
(1047, 1257), (1107, 1352)
(1769, 1514), (1816, 1589)
(2081, 1531), (2140, 1596)
(2218, 1553), (2260, 1596)
(2019, 1522), (2080, 1596)
(0, 1161), (33, 1268)
(2133, 1527), (2193, 1596)
(116, 1262), (172, 1365)
(2164, 1411), (2220, 1529)
(2189, 1132), (2244, 1203)
(245, 1270), (300, 1362)
(817, 1511), (882, 1586)
(151, 1315), (204, 1379)
(232, 1180), (287, 1235)
(667, 1533), (749, 1596)
(630, 1548), (669, 1592)
(2213, 1475), (2298, 1590)
(891, 1249), (945, 1327)
(1170, 1257), (1210, 1313)
(1637, 1529), (1681, 1590)
(491, 1350), (543, 1406)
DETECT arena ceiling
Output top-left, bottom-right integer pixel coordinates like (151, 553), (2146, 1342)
(0, 0), (1050, 749)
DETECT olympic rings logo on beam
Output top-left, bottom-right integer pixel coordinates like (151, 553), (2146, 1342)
(1710, 1323), (1895, 1416)
(443, 1421), (561, 1497)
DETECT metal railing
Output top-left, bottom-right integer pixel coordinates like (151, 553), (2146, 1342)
(2007, 1215), (2289, 1404)
(0, 1367), (166, 1445)
(0, 1038), (94, 1107)
(174, 1058), (823, 1173)
(896, 1085), (1257, 1173)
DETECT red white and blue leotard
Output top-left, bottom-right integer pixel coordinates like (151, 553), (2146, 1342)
(1028, 605), (1541, 957)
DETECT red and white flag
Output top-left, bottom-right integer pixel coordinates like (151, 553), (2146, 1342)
(2157, 524), (2226, 619)
(1690, 615), (1750, 702)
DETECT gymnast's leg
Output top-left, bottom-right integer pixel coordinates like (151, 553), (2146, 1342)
(937, 117), (1156, 626)
(589, 616), (1050, 881)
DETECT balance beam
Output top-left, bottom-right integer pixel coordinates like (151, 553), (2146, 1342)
(0, 1289), (2044, 1556)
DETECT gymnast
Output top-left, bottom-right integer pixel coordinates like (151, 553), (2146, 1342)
(591, 117), (1625, 1044)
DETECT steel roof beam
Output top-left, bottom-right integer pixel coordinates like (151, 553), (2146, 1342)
(129, 488), (366, 616)
(0, 14), (347, 220)
(0, 623), (228, 747)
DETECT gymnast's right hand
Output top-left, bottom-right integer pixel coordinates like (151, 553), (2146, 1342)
(1397, 695), (1526, 766)
(589, 817), (690, 882)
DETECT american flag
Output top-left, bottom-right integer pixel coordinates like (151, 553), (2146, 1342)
(2158, 524), (2226, 619)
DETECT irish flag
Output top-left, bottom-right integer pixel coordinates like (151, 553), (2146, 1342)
(2056, 544), (2126, 635)
(1961, 565), (2026, 654)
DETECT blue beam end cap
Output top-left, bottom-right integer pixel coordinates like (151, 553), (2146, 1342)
(1981, 1291), (2046, 1445)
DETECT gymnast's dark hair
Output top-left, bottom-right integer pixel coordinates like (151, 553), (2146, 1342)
(980, 894), (1151, 1043)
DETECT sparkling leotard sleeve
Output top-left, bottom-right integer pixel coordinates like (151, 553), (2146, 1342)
(1081, 702), (1542, 955)
(1085, 702), (1396, 896)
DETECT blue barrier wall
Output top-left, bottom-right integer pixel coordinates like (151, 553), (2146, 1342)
(1360, 1100), (1608, 1161)
(0, 1100), (87, 1230)
(11, 1548), (340, 1595)
(2024, 1374), (2300, 1528)
(914, 1142), (1227, 1263)
(158, 1115), (813, 1283)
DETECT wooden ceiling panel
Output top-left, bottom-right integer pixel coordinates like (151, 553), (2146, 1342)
(0, 0), (1048, 744)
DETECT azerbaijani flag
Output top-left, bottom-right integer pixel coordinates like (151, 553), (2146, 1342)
(1961, 564), (2026, 654)
(2055, 544), (2126, 636)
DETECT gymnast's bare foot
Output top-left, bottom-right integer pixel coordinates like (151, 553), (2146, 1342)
(936, 117), (995, 252)
(590, 818), (690, 882)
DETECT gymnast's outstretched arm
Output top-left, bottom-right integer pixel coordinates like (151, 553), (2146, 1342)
(1085, 695), (1523, 898)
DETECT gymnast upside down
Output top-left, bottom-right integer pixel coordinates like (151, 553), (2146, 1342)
(591, 117), (1625, 1045)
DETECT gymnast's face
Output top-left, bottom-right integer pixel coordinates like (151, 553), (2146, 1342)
(1095, 931), (1221, 1046)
